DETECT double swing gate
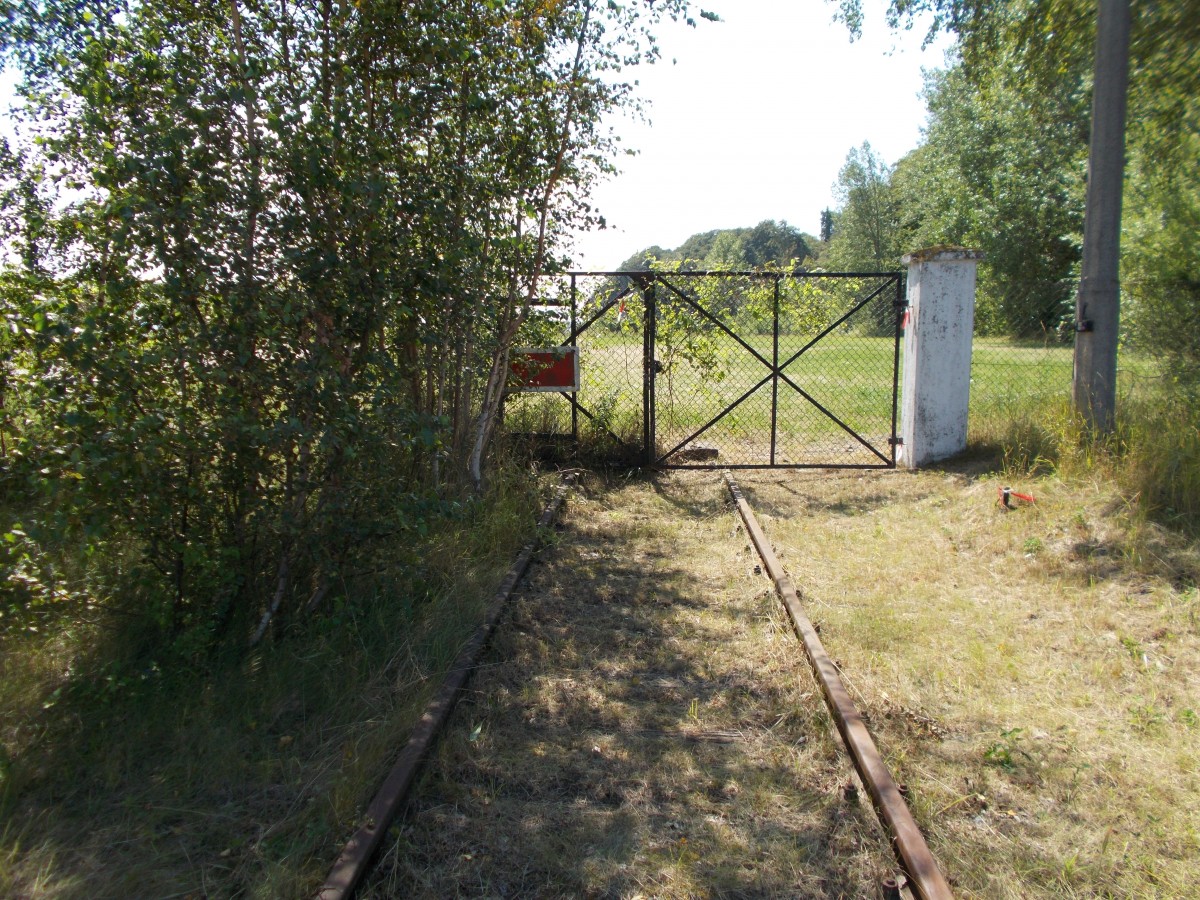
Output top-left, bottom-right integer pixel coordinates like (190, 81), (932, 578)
(509, 271), (905, 469)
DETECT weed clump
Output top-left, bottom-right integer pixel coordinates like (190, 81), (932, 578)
(978, 386), (1200, 539)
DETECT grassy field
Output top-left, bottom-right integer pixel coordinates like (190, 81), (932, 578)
(505, 329), (1147, 468)
(2, 422), (1196, 896)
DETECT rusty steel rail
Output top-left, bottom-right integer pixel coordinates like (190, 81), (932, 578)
(724, 473), (953, 900)
(317, 481), (570, 900)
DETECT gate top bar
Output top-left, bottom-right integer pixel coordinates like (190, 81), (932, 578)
(564, 270), (901, 279)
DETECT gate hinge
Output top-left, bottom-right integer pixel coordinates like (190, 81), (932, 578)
(888, 437), (904, 446)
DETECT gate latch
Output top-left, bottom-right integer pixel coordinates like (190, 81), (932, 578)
(649, 359), (665, 374)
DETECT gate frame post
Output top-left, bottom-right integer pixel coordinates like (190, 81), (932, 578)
(890, 273), (905, 466)
(900, 247), (984, 468)
(642, 279), (657, 467)
(769, 275), (780, 466)
(570, 273), (579, 444)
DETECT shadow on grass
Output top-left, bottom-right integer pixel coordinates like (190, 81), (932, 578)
(730, 470), (932, 522)
(364, 474), (888, 898)
(0, 510), (538, 899)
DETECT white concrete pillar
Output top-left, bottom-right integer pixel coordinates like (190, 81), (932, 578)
(899, 247), (984, 468)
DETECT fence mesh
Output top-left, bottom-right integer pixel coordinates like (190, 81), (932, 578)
(650, 273), (900, 467)
(965, 279), (1168, 442)
(508, 273), (1174, 467)
(507, 272), (901, 468)
(504, 273), (645, 464)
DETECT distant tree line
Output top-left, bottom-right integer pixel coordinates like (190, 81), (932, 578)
(617, 219), (817, 272)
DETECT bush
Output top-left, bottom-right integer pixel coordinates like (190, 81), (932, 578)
(995, 383), (1200, 535)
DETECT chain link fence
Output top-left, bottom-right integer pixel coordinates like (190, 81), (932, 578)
(966, 278), (1169, 444)
(504, 273), (645, 465)
(506, 272), (902, 468)
(506, 272), (1176, 467)
(649, 272), (900, 467)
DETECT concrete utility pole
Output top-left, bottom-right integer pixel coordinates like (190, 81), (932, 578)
(1072, 0), (1131, 433)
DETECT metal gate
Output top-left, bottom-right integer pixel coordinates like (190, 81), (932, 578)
(512, 271), (904, 469)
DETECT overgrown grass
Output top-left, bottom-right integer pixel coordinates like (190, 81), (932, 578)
(1119, 391), (1200, 530)
(972, 380), (1200, 536)
(0, 466), (547, 898)
(6, 327), (1197, 897)
(359, 473), (899, 897)
(739, 466), (1200, 898)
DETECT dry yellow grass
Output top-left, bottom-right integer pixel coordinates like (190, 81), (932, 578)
(361, 472), (902, 898)
(362, 464), (1200, 898)
(8, 458), (1196, 897)
(737, 465), (1200, 898)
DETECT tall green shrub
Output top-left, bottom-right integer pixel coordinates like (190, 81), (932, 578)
(0, 0), (699, 657)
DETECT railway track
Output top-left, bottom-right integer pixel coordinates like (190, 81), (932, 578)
(319, 472), (951, 899)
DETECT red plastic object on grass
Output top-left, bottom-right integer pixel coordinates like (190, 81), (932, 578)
(998, 486), (1036, 508)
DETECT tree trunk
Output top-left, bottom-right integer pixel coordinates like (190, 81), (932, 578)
(466, 0), (595, 490)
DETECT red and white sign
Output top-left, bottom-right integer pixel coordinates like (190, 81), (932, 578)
(509, 347), (580, 392)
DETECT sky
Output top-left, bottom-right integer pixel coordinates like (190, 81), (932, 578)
(568, 0), (955, 270)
